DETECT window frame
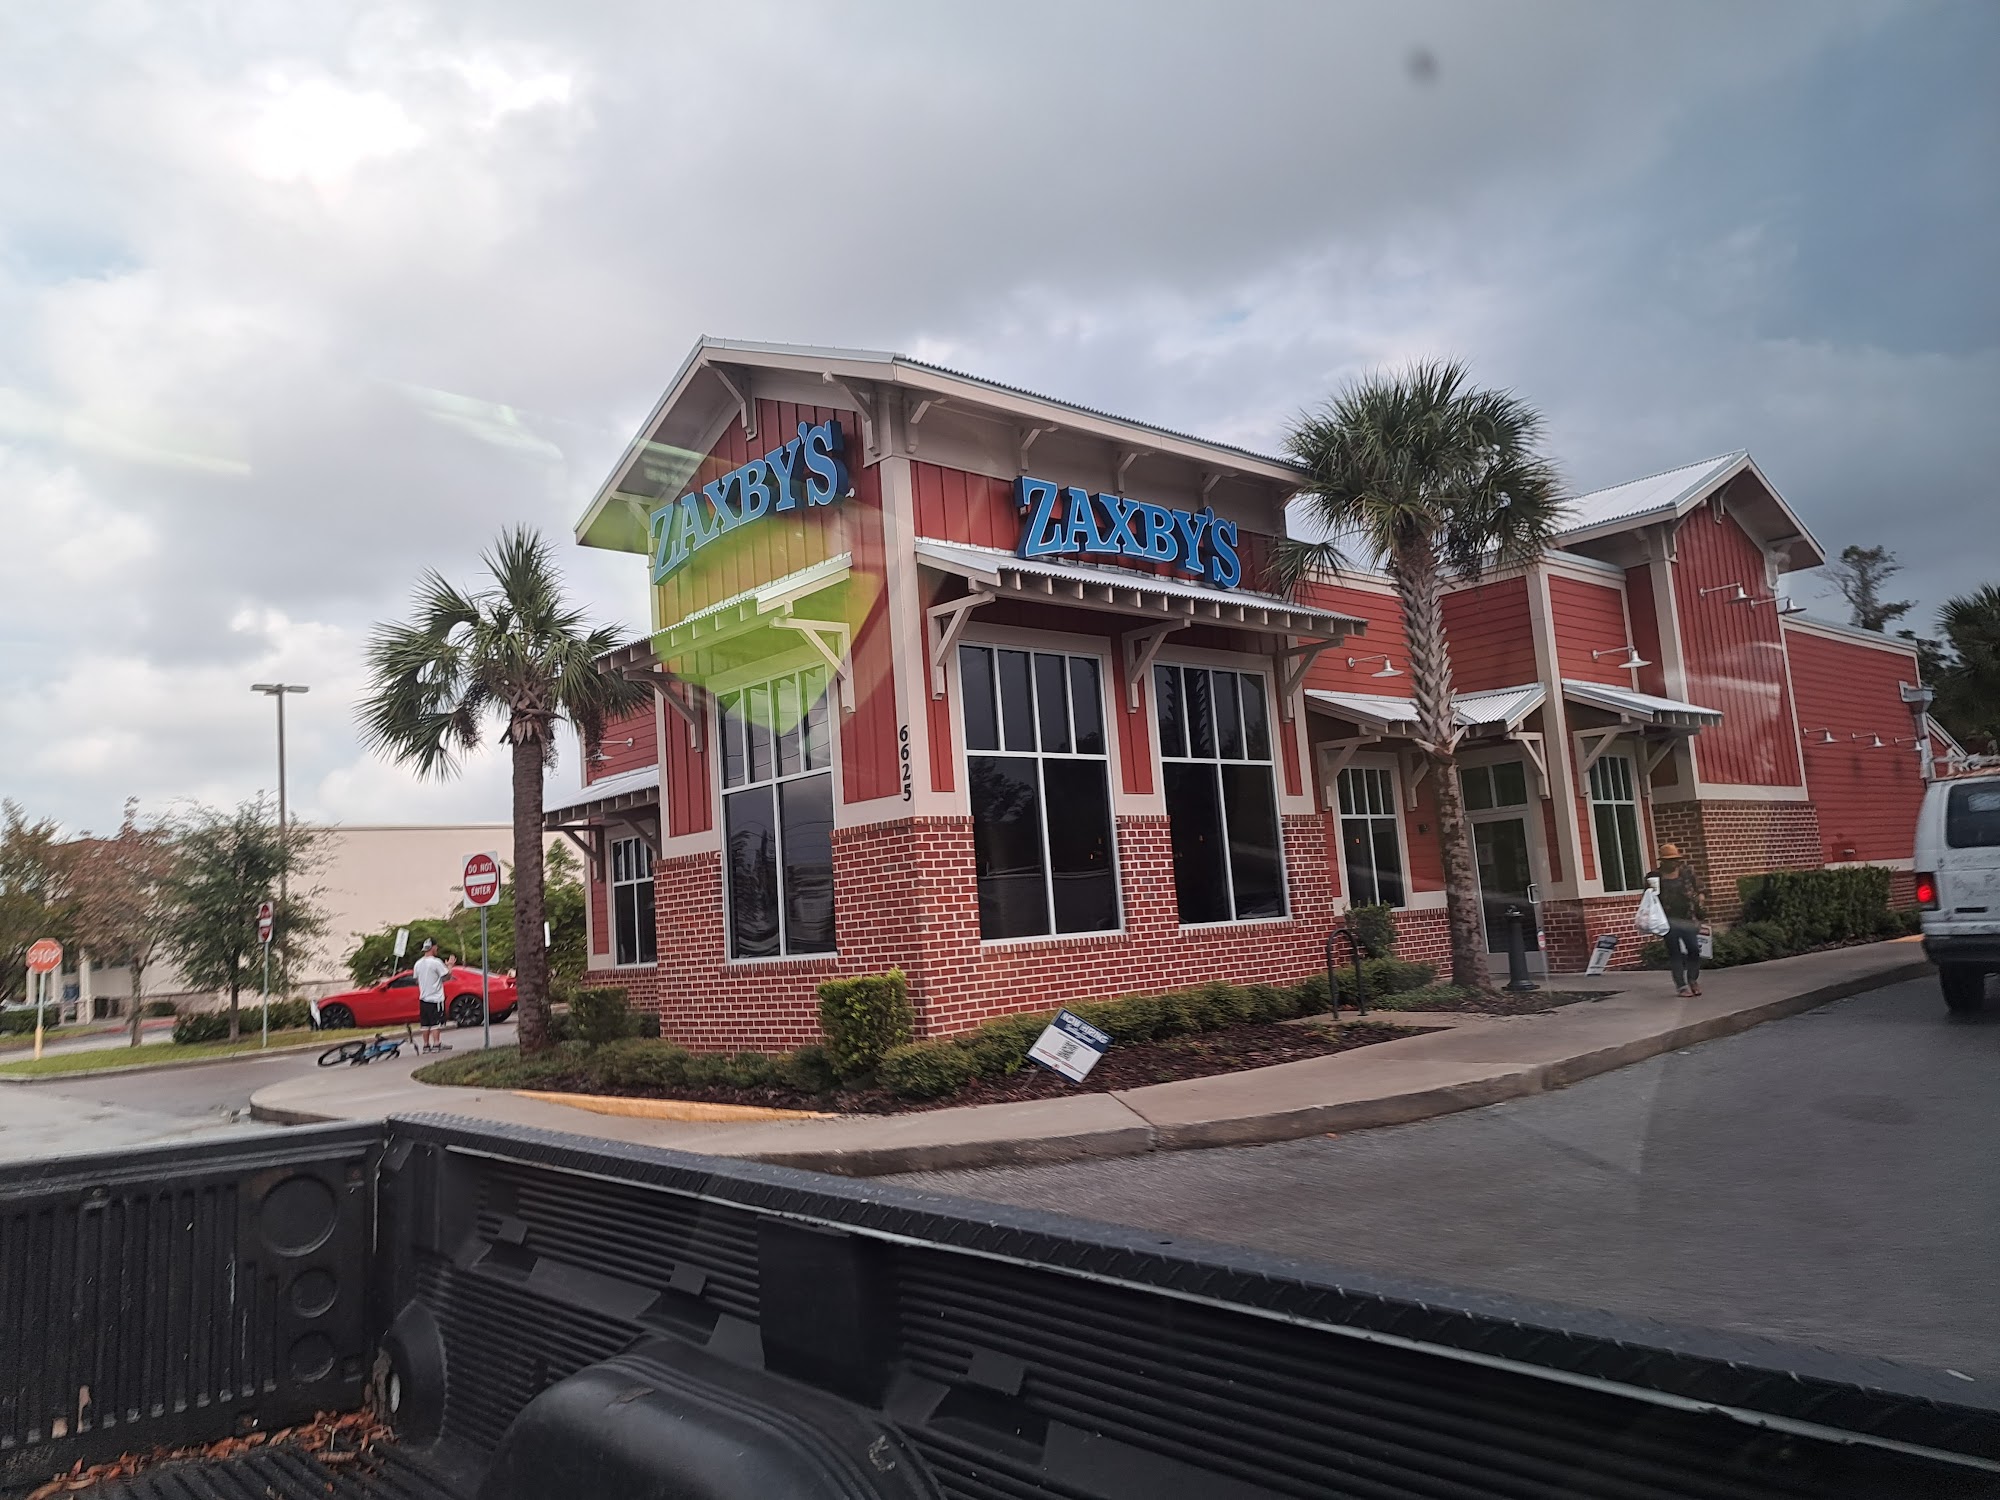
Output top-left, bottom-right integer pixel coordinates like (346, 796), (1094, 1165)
(1586, 751), (1646, 894)
(609, 833), (658, 968)
(957, 640), (1123, 943)
(716, 664), (839, 962)
(1334, 759), (1409, 910)
(1154, 661), (1289, 925)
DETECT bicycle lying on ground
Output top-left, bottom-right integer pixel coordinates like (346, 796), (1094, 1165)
(318, 1026), (415, 1067)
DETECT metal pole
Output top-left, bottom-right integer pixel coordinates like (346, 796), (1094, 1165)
(480, 905), (491, 1050)
(32, 969), (44, 1061)
(275, 691), (288, 1000)
(1350, 924), (1369, 1017)
(1323, 932), (1341, 1021)
(261, 941), (271, 1049)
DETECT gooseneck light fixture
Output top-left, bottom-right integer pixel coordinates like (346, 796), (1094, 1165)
(1591, 645), (1651, 670)
(1346, 654), (1404, 679)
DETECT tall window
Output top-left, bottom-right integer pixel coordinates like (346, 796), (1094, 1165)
(1154, 665), (1285, 923)
(960, 645), (1117, 940)
(1337, 766), (1405, 908)
(1588, 754), (1645, 892)
(610, 836), (657, 966)
(719, 668), (836, 958)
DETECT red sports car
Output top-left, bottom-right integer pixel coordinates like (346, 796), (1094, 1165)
(313, 966), (517, 1030)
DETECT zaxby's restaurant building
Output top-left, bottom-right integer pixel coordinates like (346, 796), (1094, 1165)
(547, 339), (1947, 1051)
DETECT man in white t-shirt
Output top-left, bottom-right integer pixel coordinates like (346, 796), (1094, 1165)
(413, 938), (452, 1053)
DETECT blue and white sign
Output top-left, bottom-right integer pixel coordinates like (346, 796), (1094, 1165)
(1027, 1008), (1113, 1084)
(1015, 476), (1242, 589)
(649, 419), (850, 583)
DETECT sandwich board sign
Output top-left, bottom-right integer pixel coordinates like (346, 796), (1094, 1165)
(1027, 1009), (1112, 1084)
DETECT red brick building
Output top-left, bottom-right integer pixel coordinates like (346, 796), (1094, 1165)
(547, 341), (1944, 1049)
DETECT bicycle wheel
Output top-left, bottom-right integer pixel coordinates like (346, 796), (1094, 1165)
(318, 1040), (367, 1068)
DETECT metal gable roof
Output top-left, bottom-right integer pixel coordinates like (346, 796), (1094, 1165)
(1304, 682), (1545, 734)
(543, 764), (659, 819)
(1555, 452), (1747, 540)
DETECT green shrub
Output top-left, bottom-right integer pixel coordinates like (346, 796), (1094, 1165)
(1737, 866), (1893, 949)
(588, 1038), (691, 1090)
(1244, 982), (1299, 1023)
(1293, 972), (1332, 1014)
(145, 999), (177, 1018)
(816, 970), (913, 1077)
(172, 1000), (312, 1045)
(1348, 902), (1398, 958)
(962, 1013), (1049, 1080)
(1369, 983), (1474, 1010)
(0, 1009), (61, 1035)
(570, 986), (639, 1046)
(545, 1006), (571, 1045)
(635, 1009), (662, 1039)
(777, 1044), (839, 1093)
(1639, 938), (1668, 967)
(879, 1040), (978, 1099)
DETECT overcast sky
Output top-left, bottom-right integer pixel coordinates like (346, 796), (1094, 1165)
(2, 0), (1995, 834)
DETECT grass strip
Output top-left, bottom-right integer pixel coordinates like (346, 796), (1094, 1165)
(0, 1029), (321, 1076)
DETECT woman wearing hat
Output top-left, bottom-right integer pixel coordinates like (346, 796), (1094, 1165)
(1645, 844), (1710, 996)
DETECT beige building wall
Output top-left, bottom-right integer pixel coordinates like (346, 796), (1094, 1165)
(64, 824), (561, 1012)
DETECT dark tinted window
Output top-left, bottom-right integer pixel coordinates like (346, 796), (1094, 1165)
(780, 775), (836, 952)
(998, 649), (1035, 751)
(1035, 653), (1071, 752)
(724, 784), (779, 958)
(1153, 664), (1186, 757)
(1165, 761), (1230, 923)
(1222, 763), (1283, 917)
(1044, 758), (1118, 932)
(1071, 657), (1105, 754)
(959, 646), (998, 751)
(1946, 781), (2000, 848)
(970, 755), (1049, 937)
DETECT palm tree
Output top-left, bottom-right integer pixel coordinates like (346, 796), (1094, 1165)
(359, 527), (645, 1050)
(1273, 362), (1566, 990)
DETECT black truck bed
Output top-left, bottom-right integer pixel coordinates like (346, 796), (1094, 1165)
(5, 1115), (1997, 1499)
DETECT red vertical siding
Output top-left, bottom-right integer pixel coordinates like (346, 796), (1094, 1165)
(589, 868), (609, 955)
(1539, 792), (1566, 884)
(664, 703), (711, 837)
(1785, 625), (1925, 863)
(1296, 579), (1402, 693)
(1672, 506), (1803, 787)
(1623, 564), (1670, 700)
(1111, 629), (1155, 798)
(924, 579), (958, 796)
(839, 448), (900, 804)
(1441, 577), (1537, 690)
(582, 703), (658, 784)
(1406, 766), (1445, 892)
(1548, 575), (1633, 686)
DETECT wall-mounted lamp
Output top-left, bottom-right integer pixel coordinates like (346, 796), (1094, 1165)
(1699, 583), (1750, 604)
(1801, 727), (1836, 744)
(1776, 599), (1807, 616)
(589, 736), (637, 764)
(1848, 733), (1886, 749)
(1591, 646), (1651, 670)
(1346, 654), (1403, 679)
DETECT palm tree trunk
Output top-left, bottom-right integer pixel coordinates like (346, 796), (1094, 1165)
(512, 734), (552, 1052)
(1395, 541), (1490, 990)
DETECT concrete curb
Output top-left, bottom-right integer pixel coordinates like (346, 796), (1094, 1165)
(250, 954), (1935, 1174)
(0, 1037), (326, 1085)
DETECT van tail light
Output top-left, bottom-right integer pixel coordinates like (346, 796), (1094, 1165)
(1915, 873), (1939, 910)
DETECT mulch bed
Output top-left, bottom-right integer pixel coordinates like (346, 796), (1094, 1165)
(1376, 989), (1617, 1016)
(505, 1019), (1430, 1116)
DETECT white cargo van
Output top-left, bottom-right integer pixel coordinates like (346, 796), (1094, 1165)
(1914, 772), (2000, 1012)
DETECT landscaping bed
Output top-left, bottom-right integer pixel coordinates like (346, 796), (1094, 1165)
(1365, 984), (1616, 1015)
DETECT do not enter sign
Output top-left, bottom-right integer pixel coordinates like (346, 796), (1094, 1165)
(257, 901), (275, 945)
(26, 939), (62, 974)
(463, 852), (501, 908)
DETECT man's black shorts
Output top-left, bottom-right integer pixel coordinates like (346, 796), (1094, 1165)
(420, 998), (445, 1027)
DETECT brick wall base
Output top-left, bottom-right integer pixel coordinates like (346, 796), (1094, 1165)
(1385, 907), (1451, 967)
(1648, 799), (1822, 924)
(628, 811), (1344, 1052)
(1541, 894), (1650, 971)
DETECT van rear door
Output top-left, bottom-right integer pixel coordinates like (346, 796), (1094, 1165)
(1941, 779), (2000, 921)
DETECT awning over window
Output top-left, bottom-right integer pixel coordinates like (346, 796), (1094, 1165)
(1305, 682), (1546, 736)
(542, 765), (659, 827)
(1561, 679), (1721, 728)
(913, 538), (1364, 640)
(651, 552), (852, 659)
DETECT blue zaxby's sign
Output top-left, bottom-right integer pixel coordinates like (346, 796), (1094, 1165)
(1015, 476), (1242, 588)
(649, 419), (849, 583)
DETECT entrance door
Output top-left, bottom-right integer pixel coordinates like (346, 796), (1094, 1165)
(1473, 816), (1540, 956)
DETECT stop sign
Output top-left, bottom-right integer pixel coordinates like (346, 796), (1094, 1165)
(462, 852), (502, 908)
(25, 939), (62, 974)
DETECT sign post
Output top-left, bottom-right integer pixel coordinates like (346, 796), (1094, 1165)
(26, 939), (62, 1062)
(257, 900), (275, 1048)
(461, 852), (502, 1049)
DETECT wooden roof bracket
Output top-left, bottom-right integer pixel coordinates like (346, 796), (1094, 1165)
(1508, 729), (1550, 797)
(1642, 729), (1688, 777)
(770, 615), (855, 714)
(906, 394), (943, 453)
(1123, 622), (1186, 711)
(1397, 748), (1432, 811)
(628, 813), (663, 859)
(1573, 723), (1631, 777)
(623, 666), (706, 753)
(1315, 735), (1381, 808)
(712, 364), (756, 441)
(560, 826), (606, 882)
(1276, 639), (1339, 722)
(1017, 424), (1055, 475)
(821, 373), (878, 462)
(927, 589), (995, 699)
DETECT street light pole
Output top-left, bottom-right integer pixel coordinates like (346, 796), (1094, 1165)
(251, 683), (309, 997)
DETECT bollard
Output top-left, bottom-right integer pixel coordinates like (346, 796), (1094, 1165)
(1503, 905), (1539, 992)
(1325, 926), (1370, 1018)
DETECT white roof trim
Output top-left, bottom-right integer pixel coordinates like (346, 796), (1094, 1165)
(1561, 679), (1721, 727)
(1780, 612), (1925, 655)
(543, 764), (659, 819)
(915, 539), (1365, 640)
(1305, 682), (1545, 734)
(654, 553), (853, 655)
(1555, 450), (1824, 569)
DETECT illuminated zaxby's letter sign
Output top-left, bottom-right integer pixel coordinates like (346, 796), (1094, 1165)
(1015, 477), (1242, 588)
(649, 420), (849, 583)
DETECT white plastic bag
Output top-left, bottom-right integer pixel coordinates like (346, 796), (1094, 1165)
(1635, 881), (1670, 936)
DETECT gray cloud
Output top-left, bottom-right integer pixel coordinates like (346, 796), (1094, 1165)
(0, 0), (1991, 833)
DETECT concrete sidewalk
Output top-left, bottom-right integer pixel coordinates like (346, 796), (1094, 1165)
(250, 940), (1932, 1176)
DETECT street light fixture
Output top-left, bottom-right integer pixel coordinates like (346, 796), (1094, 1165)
(251, 683), (309, 994)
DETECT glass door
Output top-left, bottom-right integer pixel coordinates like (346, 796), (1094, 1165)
(1473, 817), (1540, 954)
